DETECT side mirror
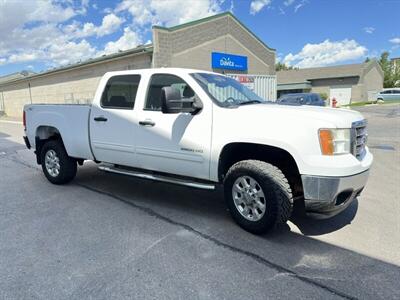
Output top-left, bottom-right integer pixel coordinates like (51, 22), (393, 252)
(161, 86), (203, 114)
(161, 86), (182, 114)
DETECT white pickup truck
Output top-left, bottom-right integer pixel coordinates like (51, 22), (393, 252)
(23, 68), (373, 233)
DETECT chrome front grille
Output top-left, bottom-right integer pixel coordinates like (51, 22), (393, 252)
(351, 120), (368, 160)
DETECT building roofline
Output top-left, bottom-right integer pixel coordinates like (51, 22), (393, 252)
(277, 81), (311, 85)
(0, 45), (153, 87)
(153, 11), (276, 52)
(276, 62), (364, 73)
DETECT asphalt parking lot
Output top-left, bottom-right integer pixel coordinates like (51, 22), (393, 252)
(0, 104), (399, 299)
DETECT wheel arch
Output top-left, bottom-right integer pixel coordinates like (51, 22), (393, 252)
(218, 142), (304, 198)
(35, 125), (64, 164)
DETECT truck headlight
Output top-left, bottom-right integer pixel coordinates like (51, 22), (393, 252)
(319, 129), (351, 155)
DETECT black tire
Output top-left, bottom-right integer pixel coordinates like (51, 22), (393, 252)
(224, 160), (293, 234)
(40, 140), (77, 184)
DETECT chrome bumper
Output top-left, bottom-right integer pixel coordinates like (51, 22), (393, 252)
(301, 170), (369, 218)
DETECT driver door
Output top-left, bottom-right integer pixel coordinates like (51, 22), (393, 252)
(135, 73), (212, 180)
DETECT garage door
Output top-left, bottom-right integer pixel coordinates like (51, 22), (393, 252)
(330, 87), (352, 106)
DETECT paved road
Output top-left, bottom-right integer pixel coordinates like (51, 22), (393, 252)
(0, 105), (399, 299)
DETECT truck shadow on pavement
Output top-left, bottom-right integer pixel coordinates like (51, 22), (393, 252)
(290, 200), (358, 236)
(76, 161), (358, 237)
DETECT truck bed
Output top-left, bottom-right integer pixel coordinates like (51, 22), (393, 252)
(24, 104), (94, 160)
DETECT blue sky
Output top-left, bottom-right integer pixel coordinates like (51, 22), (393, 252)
(0, 0), (399, 76)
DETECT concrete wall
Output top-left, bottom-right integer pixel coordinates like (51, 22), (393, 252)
(361, 66), (383, 101)
(170, 35), (270, 74)
(309, 77), (360, 99)
(153, 14), (275, 75)
(0, 54), (151, 117)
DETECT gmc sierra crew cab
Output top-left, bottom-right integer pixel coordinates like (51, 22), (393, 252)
(23, 68), (373, 233)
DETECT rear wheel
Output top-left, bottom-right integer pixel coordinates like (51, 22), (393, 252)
(224, 160), (293, 234)
(40, 140), (77, 184)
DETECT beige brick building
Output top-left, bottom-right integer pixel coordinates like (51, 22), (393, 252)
(0, 12), (276, 118)
(277, 60), (384, 105)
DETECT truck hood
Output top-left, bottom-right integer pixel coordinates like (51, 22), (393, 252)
(234, 103), (364, 128)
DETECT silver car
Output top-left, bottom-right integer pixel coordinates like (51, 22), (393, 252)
(376, 89), (400, 102)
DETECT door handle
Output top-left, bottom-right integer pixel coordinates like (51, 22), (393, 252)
(139, 119), (155, 127)
(94, 116), (108, 122)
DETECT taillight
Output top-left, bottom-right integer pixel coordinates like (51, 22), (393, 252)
(23, 110), (26, 129)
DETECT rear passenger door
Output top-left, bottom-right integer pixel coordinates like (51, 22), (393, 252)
(90, 75), (140, 166)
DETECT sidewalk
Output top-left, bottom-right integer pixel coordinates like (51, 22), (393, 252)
(0, 115), (22, 124)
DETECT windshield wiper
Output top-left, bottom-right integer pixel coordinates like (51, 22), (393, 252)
(239, 100), (263, 105)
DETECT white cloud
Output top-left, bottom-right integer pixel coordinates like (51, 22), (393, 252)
(389, 37), (400, 44)
(67, 14), (124, 38)
(0, 0), (95, 67)
(364, 27), (375, 34)
(284, 0), (295, 6)
(294, 0), (307, 12)
(103, 27), (142, 55)
(249, 0), (271, 15)
(0, 0), (223, 69)
(8, 53), (39, 63)
(283, 39), (368, 68)
(48, 40), (97, 65)
(4, 37), (97, 66)
(28, 1), (76, 23)
(116, 0), (221, 27)
(0, 0), (75, 37)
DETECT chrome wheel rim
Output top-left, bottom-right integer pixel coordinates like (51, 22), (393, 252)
(45, 149), (60, 177)
(232, 176), (266, 221)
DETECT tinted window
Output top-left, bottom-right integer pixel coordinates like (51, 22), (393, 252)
(145, 74), (195, 111)
(101, 75), (140, 109)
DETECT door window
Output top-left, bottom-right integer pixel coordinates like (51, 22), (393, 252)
(101, 75), (141, 109)
(145, 74), (195, 111)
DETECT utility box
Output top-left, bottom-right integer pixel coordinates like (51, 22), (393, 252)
(227, 74), (277, 101)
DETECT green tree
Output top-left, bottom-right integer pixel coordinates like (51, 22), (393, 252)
(275, 62), (298, 71)
(378, 52), (400, 88)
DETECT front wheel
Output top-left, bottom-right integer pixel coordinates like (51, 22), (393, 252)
(224, 160), (293, 234)
(40, 140), (77, 184)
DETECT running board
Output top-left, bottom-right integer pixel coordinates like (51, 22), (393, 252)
(98, 165), (215, 190)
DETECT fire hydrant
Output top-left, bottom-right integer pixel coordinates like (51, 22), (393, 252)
(332, 97), (337, 108)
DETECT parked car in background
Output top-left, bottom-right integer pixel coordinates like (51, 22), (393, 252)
(277, 93), (326, 106)
(376, 89), (400, 102)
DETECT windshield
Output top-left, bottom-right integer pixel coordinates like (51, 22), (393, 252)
(191, 73), (266, 107)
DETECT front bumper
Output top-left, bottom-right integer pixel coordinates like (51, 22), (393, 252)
(301, 170), (370, 218)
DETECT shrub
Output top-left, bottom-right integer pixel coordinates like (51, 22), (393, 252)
(319, 92), (328, 100)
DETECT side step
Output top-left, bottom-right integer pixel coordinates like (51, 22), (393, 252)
(98, 165), (215, 190)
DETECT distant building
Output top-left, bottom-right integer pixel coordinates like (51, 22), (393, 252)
(391, 57), (400, 69)
(277, 60), (383, 105)
(0, 12), (276, 117)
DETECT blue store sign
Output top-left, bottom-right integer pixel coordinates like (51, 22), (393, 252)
(211, 52), (248, 71)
